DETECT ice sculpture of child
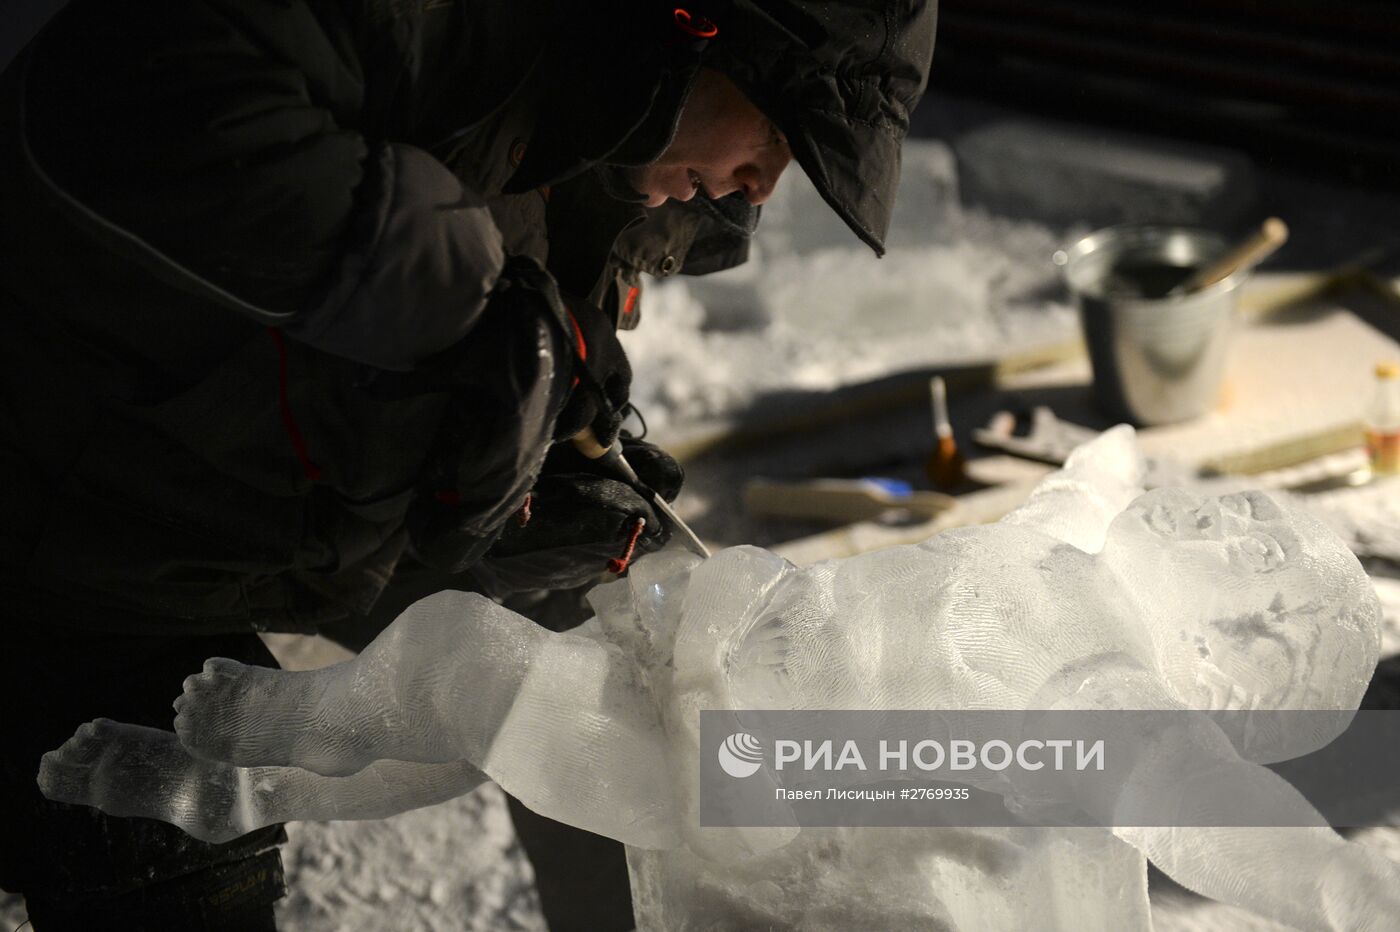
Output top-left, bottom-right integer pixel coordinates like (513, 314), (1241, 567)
(40, 427), (1399, 930)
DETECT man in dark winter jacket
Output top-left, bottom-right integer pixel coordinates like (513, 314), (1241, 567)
(0, 1), (937, 928)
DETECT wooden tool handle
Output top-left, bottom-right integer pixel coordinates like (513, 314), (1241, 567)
(1174, 217), (1289, 295)
(930, 376), (953, 439)
(573, 427), (712, 558)
(572, 426), (612, 460)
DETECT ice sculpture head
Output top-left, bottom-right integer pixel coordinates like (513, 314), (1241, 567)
(1104, 487), (1379, 718)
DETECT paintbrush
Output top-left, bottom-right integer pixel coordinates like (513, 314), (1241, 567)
(924, 375), (965, 489)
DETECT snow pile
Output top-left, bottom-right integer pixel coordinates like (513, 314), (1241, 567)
(276, 784), (541, 932)
(625, 140), (1081, 430)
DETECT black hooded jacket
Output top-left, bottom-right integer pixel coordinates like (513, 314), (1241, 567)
(0, 0), (935, 634)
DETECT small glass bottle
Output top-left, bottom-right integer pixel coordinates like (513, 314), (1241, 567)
(1366, 361), (1400, 477)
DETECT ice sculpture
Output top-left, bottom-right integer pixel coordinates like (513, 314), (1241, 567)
(40, 427), (1399, 930)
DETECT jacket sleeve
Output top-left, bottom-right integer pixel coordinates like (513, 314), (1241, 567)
(22, 0), (502, 372)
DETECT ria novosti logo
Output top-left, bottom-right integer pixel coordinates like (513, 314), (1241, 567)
(717, 732), (764, 778)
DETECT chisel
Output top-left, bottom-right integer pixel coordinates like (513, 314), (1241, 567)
(573, 427), (712, 559)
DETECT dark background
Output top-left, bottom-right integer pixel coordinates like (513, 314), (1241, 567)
(923, 0), (1400, 184)
(7, 1), (1399, 184)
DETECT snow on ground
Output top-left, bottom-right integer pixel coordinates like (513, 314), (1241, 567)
(274, 785), (542, 932)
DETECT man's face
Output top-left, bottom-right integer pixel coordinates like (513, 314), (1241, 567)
(627, 68), (793, 208)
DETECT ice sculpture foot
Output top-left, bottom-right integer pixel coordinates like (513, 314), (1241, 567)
(38, 718), (113, 806)
(174, 657), (366, 776)
(40, 718), (488, 844)
(40, 718), (253, 842)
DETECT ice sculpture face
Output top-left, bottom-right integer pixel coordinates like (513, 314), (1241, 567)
(1103, 487), (1379, 718)
(718, 528), (1117, 713)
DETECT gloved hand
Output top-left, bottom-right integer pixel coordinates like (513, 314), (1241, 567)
(468, 434), (685, 596)
(551, 296), (633, 448)
(402, 262), (639, 577)
(404, 258), (574, 574)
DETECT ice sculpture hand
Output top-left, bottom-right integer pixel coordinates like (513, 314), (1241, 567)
(39, 426), (1396, 930)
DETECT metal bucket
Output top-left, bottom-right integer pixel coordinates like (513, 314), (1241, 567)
(1056, 225), (1241, 426)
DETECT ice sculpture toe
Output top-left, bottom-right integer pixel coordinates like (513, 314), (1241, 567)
(176, 658), (273, 761)
(37, 718), (110, 806)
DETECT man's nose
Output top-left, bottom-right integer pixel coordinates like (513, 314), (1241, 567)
(735, 154), (791, 205)
(743, 177), (776, 205)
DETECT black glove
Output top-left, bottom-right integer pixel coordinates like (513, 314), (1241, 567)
(551, 296), (632, 447)
(405, 258), (574, 574)
(467, 434), (685, 596)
